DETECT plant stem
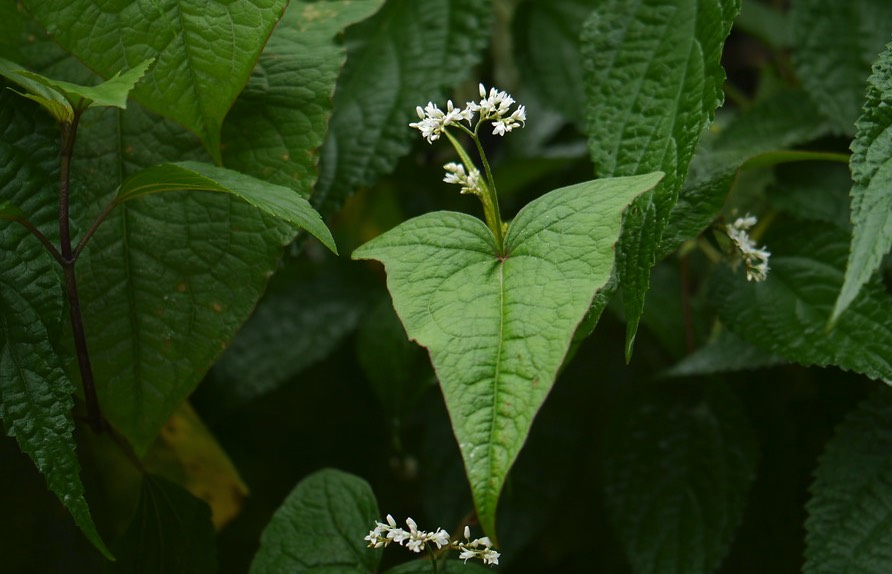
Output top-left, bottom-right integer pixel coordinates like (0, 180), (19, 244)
(445, 130), (505, 252)
(58, 111), (104, 433)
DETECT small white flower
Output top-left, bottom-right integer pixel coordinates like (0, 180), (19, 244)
(428, 528), (451, 549)
(443, 162), (483, 195)
(459, 548), (476, 563)
(726, 215), (771, 282)
(463, 525), (471, 540)
(481, 548), (500, 565)
(409, 100), (469, 143)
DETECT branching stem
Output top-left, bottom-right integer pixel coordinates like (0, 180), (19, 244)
(58, 110), (105, 433)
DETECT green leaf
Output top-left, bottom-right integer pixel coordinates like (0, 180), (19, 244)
(0, 56), (73, 122)
(386, 560), (495, 574)
(0, 56), (152, 118)
(250, 469), (379, 574)
(357, 298), (436, 417)
(582, 0), (740, 360)
(603, 382), (758, 574)
(313, 0), (492, 214)
(663, 329), (786, 378)
(805, 388), (892, 574)
(198, 258), (373, 419)
(353, 172), (663, 539)
(116, 161), (337, 253)
(221, 0), (385, 197)
(792, 0), (892, 134)
(0, 199), (25, 220)
(712, 223), (892, 382)
(0, 90), (111, 559)
(512, 0), (596, 125)
(106, 474), (217, 574)
(832, 39), (892, 324)
(768, 161), (853, 230)
(68, 103), (297, 455)
(23, 0), (289, 161)
(661, 86), (833, 257)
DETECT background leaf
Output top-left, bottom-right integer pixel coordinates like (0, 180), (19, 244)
(250, 469), (379, 574)
(805, 388), (892, 574)
(712, 223), (892, 382)
(313, 0), (492, 215)
(582, 0), (740, 359)
(116, 161), (337, 253)
(792, 0), (892, 134)
(354, 173), (661, 539)
(603, 381), (758, 574)
(832, 38), (892, 323)
(221, 0), (385, 196)
(106, 474), (217, 574)
(23, 0), (288, 161)
(0, 89), (110, 558)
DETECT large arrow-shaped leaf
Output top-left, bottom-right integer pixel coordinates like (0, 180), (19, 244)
(353, 172), (662, 539)
(23, 0), (288, 162)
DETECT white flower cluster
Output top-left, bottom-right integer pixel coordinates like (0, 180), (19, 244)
(726, 215), (771, 282)
(456, 525), (500, 566)
(443, 162), (483, 196)
(409, 84), (526, 143)
(364, 516), (500, 567)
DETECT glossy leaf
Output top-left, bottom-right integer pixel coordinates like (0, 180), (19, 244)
(222, 0), (385, 196)
(713, 224), (892, 382)
(353, 172), (663, 539)
(0, 90), (111, 558)
(250, 469), (379, 574)
(603, 382), (758, 574)
(582, 0), (740, 359)
(313, 0), (492, 214)
(23, 0), (289, 161)
(792, 0), (892, 134)
(0, 56), (72, 122)
(832, 40), (892, 324)
(107, 475), (217, 574)
(116, 161), (337, 253)
(805, 389), (892, 574)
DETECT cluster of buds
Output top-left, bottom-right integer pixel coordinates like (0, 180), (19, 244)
(442, 162), (484, 196)
(364, 515), (500, 567)
(409, 83), (526, 144)
(725, 215), (771, 282)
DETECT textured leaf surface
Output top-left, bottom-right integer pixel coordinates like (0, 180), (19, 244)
(250, 469), (379, 574)
(222, 0), (385, 196)
(23, 0), (288, 160)
(713, 224), (892, 382)
(583, 0), (740, 359)
(792, 0), (892, 134)
(664, 330), (786, 378)
(108, 475), (217, 574)
(512, 0), (596, 125)
(805, 389), (892, 574)
(661, 86), (831, 256)
(0, 91), (111, 558)
(117, 161), (336, 253)
(313, 0), (491, 214)
(832, 40), (892, 323)
(604, 382), (758, 574)
(200, 259), (372, 419)
(353, 172), (662, 539)
(70, 104), (295, 454)
(0, 56), (73, 122)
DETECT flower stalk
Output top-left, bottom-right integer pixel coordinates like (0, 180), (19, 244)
(409, 84), (526, 254)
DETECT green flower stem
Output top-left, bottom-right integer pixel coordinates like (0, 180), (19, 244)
(58, 111), (105, 433)
(445, 129), (505, 252)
